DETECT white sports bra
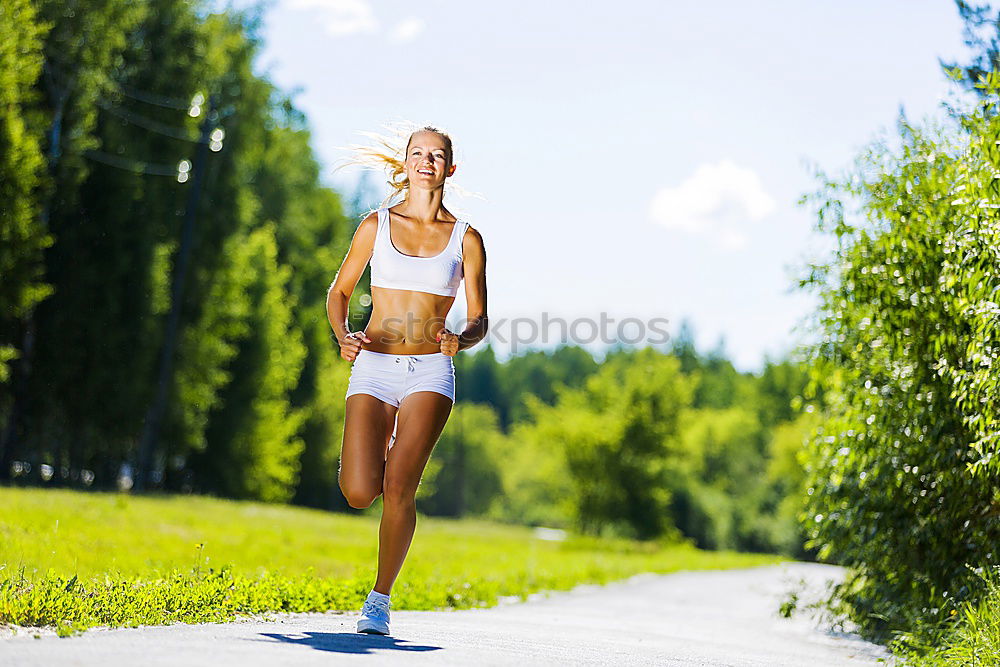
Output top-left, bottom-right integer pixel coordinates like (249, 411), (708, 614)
(369, 207), (469, 297)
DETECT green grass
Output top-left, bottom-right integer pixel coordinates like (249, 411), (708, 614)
(0, 486), (785, 637)
(888, 568), (1000, 667)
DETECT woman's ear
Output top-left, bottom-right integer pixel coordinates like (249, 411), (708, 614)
(448, 163), (457, 177)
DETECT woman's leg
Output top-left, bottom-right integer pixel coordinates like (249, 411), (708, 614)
(373, 390), (453, 595)
(339, 394), (398, 508)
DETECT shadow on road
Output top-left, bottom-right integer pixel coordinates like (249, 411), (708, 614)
(253, 631), (442, 655)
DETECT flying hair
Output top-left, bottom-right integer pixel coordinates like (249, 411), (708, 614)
(334, 120), (482, 214)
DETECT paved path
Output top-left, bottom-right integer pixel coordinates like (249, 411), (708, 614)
(2, 562), (894, 666)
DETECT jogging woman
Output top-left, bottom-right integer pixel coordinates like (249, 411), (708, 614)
(326, 126), (488, 635)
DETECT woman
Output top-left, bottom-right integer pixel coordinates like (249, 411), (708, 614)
(326, 125), (488, 635)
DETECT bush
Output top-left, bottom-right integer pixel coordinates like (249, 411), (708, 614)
(796, 70), (1000, 642)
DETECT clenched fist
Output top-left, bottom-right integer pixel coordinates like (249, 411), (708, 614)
(339, 330), (371, 362)
(436, 329), (460, 357)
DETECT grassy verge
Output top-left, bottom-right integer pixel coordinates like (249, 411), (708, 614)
(888, 568), (1000, 666)
(0, 486), (785, 637)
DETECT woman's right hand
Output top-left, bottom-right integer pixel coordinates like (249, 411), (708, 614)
(339, 330), (371, 362)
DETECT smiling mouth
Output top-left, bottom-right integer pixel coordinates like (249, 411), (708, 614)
(417, 169), (433, 175)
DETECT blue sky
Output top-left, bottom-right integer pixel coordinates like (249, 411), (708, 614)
(237, 0), (972, 371)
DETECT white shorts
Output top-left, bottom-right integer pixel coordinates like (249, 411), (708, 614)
(345, 349), (456, 408)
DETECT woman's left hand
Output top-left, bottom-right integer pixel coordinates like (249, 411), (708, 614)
(436, 328), (460, 356)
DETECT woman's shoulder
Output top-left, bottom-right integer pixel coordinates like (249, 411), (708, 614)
(460, 222), (484, 255)
(349, 210), (381, 245)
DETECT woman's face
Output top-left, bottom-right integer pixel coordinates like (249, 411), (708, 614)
(405, 131), (455, 188)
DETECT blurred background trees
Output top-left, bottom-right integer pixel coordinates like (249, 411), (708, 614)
(0, 0), (358, 507)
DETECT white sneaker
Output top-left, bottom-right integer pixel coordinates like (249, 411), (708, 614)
(356, 596), (390, 635)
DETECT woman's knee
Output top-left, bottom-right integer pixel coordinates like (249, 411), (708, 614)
(381, 471), (417, 505)
(339, 474), (382, 509)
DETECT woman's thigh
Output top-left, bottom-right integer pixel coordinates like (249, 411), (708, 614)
(339, 393), (398, 504)
(383, 391), (453, 503)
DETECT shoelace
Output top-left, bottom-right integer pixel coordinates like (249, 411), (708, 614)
(362, 598), (390, 620)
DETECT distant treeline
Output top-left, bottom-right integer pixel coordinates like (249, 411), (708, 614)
(434, 328), (820, 555)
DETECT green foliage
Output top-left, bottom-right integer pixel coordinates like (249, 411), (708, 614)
(937, 69), (1000, 481)
(763, 411), (819, 554)
(0, 0), (53, 383)
(940, 2), (1000, 101)
(796, 72), (1000, 641)
(173, 230), (253, 461)
(417, 403), (504, 516)
(757, 358), (817, 424)
(668, 404), (816, 555)
(13, 0), (151, 477)
(293, 332), (352, 510)
(2, 0), (354, 505)
(11, 0), (216, 473)
(446, 342), (817, 554)
(197, 224), (308, 502)
(505, 348), (692, 540)
(478, 347), (815, 555)
(892, 566), (1000, 666)
(671, 406), (765, 549)
(485, 407), (576, 528)
(0, 487), (782, 636)
(458, 344), (600, 428)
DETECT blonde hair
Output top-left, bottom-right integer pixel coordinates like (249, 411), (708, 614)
(335, 120), (478, 212)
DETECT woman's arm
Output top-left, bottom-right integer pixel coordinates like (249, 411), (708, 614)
(327, 212), (377, 347)
(458, 226), (488, 352)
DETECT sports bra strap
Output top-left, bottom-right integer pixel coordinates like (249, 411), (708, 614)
(376, 207), (388, 237)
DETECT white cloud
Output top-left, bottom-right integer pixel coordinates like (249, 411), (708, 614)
(389, 17), (425, 43)
(648, 159), (776, 251)
(285, 0), (378, 36)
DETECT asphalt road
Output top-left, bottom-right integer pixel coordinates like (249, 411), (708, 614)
(2, 562), (894, 666)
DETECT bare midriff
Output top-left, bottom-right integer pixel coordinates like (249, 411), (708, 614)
(362, 286), (457, 354)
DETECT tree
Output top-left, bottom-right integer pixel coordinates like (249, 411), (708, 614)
(941, 1), (1000, 102)
(796, 74), (1000, 641)
(416, 403), (505, 517)
(517, 347), (692, 540)
(193, 223), (308, 502)
(0, 0), (52, 490)
(1, 0), (146, 482)
(0, 0), (51, 385)
(1, 1), (356, 505)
